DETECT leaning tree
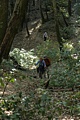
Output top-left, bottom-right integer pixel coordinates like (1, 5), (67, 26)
(0, 0), (29, 63)
(0, 0), (8, 45)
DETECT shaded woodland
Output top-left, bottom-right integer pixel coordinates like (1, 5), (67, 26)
(0, 0), (80, 119)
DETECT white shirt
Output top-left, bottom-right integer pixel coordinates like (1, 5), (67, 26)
(43, 32), (48, 38)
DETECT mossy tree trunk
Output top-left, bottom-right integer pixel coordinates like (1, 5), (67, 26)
(0, 0), (28, 63)
(52, 0), (63, 51)
(0, 0), (8, 45)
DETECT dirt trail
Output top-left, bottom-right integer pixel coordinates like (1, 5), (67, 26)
(11, 18), (56, 53)
(11, 19), (41, 50)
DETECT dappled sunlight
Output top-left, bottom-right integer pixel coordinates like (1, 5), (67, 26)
(30, 65), (36, 70)
(5, 111), (12, 116)
(10, 39), (60, 70)
(29, 19), (41, 35)
(71, 53), (78, 59)
(31, 19), (40, 25)
(0, 91), (3, 95)
(78, 40), (80, 45)
(10, 48), (38, 70)
(55, 116), (80, 120)
(29, 28), (34, 34)
(1, 1), (80, 119)
(64, 42), (73, 51)
(35, 22), (41, 29)
(63, 41), (80, 60)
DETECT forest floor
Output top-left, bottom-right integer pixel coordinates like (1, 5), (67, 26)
(0, 12), (80, 119)
(1, 18), (56, 96)
(11, 19), (56, 51)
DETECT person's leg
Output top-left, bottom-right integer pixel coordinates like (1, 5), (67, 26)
(37, 67), (39, 73)
(47, 67), (50, 78)
(44, 37), (46, 41)
(39, 66), (45, 79)
(39, 71), (43, 79)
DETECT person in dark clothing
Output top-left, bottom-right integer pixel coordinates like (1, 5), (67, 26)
(43, 56), (51, 78)
(35, 57), (46, 78)
(43, 32), (48, 41)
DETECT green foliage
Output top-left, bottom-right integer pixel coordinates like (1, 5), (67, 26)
(0, 68), (16, 97)
(50, 45), (80, 89)
(74, 3), (80, 15)
(9, 48), (37, 69)
(36, 40), (60, 61)
(61, 26), (75, 39)
(0, 89), (80, 119)
(0, 41), (80, 119)
(0, 90), (52, 120)
(0, 1), (80, 119)
(0, 36), (80, 119)
(0, 77), (4, 86)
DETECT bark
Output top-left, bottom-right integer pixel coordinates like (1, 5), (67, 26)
(68, 0), (72, 16)
(45, 3), (49, 21)
(9, 0), (16, 15)
(0, 0), (8, 45)
(28, 0), (31, 13)
(0, 0), (28, 63)
(39, 0), (45, 24)
(52, 0), (63, 51)
(26, 21), (30, 37)
(57, 5), (68, 27)
(61, 12), (68, 27)
(32, 0), (35, 6)
(25, 1), (30, 37)
(19, 0), (29, 35)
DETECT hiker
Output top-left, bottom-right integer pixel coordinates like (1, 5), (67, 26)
(43, 32), (48, 41)
(43, 56), (51, 78)
(35, 57), (46, 79)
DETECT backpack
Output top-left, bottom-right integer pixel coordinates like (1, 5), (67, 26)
(44, 58), (51, 67)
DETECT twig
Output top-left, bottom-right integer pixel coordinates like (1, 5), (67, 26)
(2, 79), (11, 97)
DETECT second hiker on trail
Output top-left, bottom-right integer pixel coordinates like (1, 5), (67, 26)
(35, 57), (46, 79)
(43, 56), (51, 78)
(43, 32), (48, 41)
(43, 56), (51, 67)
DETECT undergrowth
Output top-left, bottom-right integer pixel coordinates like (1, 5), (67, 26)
(0, 39), (80, 119)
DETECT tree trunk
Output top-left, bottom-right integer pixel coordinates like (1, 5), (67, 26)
(0, 0), (28, 63)
(26, 20), (30, 37)
(25, 1), (30, 37)
(45, 3), (49, 21)
(68, 0), (72, 16)
(61, 12), (68, 27)
(32, 0), (35, 6)
(0, 0), (8, 45)
(72, 0), (76, 5)
(9, 0), (16, 16)
(55, 21), (63, 51)
(52, 0), (63, 51)
(39, 0), (45, 24)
